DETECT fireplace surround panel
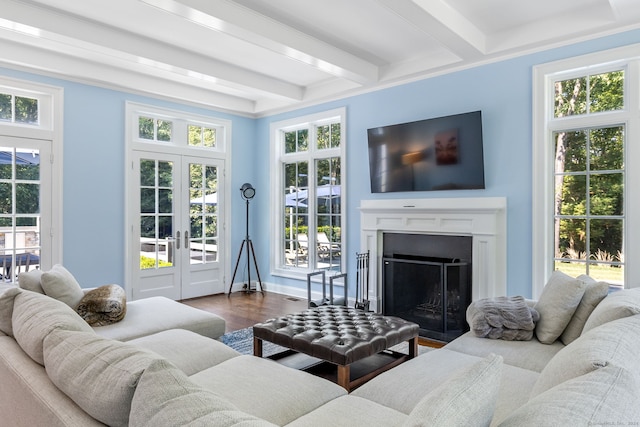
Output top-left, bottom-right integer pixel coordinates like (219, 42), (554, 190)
(359, 198), (507, 315)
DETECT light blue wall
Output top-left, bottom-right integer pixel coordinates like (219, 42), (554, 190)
(256, 29), (640, 299)
(0, 67), (254, 288)
(2, 27), (640, 296)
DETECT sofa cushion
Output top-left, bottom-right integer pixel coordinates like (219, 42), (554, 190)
(560, 275), (609, 345)
(76, 284), (127, 326)
(130, 359), (277, 427)
(190, 355), (346, 425)
(499, 365), (640, 426)
(12, 290), (94, 365)
(18, 269), (44, 294)
(444, 331), (563, 372)
(128, 329), (240, 376)
(40, 264), (85, 309)
(582, 288), (640, 333)
(0, 286), (21, 336)
(43, 329), (163, 427)
(403, 353), (502, 427)
(92, 296), (226, 341)
(286, 395), (408, 427)
(531, 314), (640, 397)
(534, 270), (586, 344)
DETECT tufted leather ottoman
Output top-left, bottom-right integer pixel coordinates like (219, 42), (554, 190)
(253, 305), (419, 391)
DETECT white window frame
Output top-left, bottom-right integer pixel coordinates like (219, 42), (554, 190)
(0, 76), (63, 268)
(532, 44), (640, 297)
(270, 107), (347, 280)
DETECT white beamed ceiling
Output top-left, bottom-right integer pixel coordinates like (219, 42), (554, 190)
(1, 0), (639, 116)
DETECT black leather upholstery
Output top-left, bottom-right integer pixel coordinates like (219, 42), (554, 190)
(253, 306), (419, 365)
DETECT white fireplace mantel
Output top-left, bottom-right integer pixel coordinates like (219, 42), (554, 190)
(359, 197), (507, 311)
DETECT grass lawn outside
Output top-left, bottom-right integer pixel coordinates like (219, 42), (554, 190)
(555, 261), (624, 285)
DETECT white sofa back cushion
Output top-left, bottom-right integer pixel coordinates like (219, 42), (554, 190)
(12, 290), (94, 365)
(582, 288), (640, 333)
(130, 358), (277, 427)
(0, 287), (21, 336)
(531, 314), (640, 397)
(499, 365), (640, 426)
(43, 329), (163, 427)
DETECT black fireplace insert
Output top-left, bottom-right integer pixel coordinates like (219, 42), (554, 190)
(381, 233), (472, 342)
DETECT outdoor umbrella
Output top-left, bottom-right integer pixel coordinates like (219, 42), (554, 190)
(285, 184), (340, 206)
(190, 193), (217, 205)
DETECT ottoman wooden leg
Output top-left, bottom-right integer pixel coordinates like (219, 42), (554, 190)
(337, 364), (351, 391)
(253, 336), (263, 357)
(408, 337), (418, 359)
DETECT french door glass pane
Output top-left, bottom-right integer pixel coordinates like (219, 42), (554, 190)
(0, 147), (41, 282)
(139, 159), (174, 269)
(189, 162), (218, 263)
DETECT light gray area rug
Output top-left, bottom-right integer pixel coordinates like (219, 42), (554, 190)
(220, 327), (433, 357)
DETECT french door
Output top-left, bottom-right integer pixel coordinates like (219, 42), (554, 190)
(0, 136), (52, 282)
(131, 151), (225, 300)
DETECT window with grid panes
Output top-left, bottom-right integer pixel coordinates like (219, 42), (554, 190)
(272, 108), (346, 277)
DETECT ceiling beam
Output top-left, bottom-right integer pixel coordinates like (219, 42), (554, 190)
(141, 0), (379, 85)
(378, 0), (486, 59)
(2, 0), (303, 100)
(0, 38), (257, 113)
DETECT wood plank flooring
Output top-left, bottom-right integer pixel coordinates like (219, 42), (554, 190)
(180, 291), (445, 348)
(180, 291), (307, 333)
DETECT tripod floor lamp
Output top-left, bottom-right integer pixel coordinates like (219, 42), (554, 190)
(228, 183), (264, 295)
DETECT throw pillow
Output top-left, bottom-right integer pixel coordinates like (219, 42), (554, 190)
(500, 365), (640, 426)
(76, 284), (127, 326)
(534, 270), (586, 344)
(403, 353), (503, 427)
(17, 269), (44, 294)
(40, 264), (85, 309)
(582, 288), (640, 334)
(129, 359), (277, 427)
(560, 275), (609, 345)
(530, 314), (640, 397)
(43, 329), (163, 427)
(0, 286), (21, 336)
(12, 290), (94, 365)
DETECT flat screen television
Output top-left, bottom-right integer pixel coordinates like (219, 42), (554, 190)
(367, 111), (485, 193)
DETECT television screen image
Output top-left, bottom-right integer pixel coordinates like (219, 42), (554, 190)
(367, 111), (485, 193)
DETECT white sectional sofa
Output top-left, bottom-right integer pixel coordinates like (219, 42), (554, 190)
(1, 271), (640, 426)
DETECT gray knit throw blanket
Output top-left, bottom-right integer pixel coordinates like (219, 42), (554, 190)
(466, 296), (540, 341)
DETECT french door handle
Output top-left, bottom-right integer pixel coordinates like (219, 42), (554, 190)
(176, 231), (180, 250)
(185, 231), (189, 249)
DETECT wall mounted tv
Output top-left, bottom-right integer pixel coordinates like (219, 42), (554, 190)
(367, 111), (485, 193)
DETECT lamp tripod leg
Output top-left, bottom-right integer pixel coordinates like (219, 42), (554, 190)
(227, 240), (247, 296)
(247, 239), (264, 294)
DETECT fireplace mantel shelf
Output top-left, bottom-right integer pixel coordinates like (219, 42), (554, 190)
(359, 197), (507, 310)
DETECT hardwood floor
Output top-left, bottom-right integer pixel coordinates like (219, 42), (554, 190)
(180, 291), (307, 333)
(180, 291), (445, 348)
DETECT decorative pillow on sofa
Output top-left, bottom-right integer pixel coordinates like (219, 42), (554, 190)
(17, 269), (44, 294)
(12, 290), (94, 365)
(0, 286), (21, 336)
(500, 365), (640, 426)
(530, 314), (640, 397)
(40, 264), (85, 309)
(403, 353), (503, 427)
(560, 275), (609, 345)
(582, 288), (640, 334)
(129, 359), (277, 427)
(43, 329), (164, 427)
(534, 271), (586, 344)
(76, 284), (127, 326)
